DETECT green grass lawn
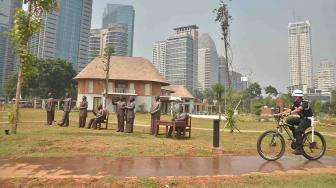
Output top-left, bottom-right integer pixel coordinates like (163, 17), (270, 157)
(0, 109), (335, 158)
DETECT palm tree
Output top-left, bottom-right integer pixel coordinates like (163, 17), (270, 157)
(212, 84), (225, 120)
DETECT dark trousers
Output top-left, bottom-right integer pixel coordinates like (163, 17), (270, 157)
(88, 117), (103, 129)
(150, 116), (160, 135)
(168, 126), (184, 137)
(286, 116), (311, 147)
(117, 115), (125, 132)
(51, 110), (55, 122)
(79, 116), (87, 128)
(47, 111), (53, 125)
(60, 111), (70, 126)
(126, 118), (134, 133)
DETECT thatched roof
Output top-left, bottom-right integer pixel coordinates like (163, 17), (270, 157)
(162, 85), (194, 99)
(74, 56), (169, 85)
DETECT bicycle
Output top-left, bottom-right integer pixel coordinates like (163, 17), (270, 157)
(257, 115), (326, 161)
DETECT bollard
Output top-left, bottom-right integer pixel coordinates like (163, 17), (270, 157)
(213, 119), (220, 148)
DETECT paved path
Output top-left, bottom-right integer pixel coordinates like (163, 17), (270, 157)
(1, 121), (335, 137)
(0, 156), (335, 178)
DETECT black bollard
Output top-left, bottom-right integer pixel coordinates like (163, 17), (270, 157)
(213, 119), (220, 148)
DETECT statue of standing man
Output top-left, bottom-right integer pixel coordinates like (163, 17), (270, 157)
(112, 97), (126, 132)
(125, 96), (136, 133)
(79, 96), (88, 128)
(150, 96), (161, 135)
(58, 92), (72, 127)
(46, 92), (55, 125)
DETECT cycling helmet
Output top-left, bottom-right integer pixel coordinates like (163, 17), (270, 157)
(292, 89), (304, 97)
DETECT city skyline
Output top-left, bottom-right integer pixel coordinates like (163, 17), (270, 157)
(91, 0), (336, 92)
(29, 0), (93, 71)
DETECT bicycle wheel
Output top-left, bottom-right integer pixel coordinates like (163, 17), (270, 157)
(302, 131), (326, 160)
(257, 130), (285, 161)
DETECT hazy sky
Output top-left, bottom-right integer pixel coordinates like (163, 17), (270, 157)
(91, 0), (336, 92)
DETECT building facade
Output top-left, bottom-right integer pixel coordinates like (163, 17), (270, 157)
(74, 56), (169, 112)
(152, 41), (166, 77)
(29, 0), (93, 71)
(165, 25), (198, 92)
(0, 0), (22, 96)
(100, 23), (128, 57)
(288, 20), (313, 93)
(102, 4), (134, 56)
(198, 33), (219, 91)
(317, 60), (336, 93)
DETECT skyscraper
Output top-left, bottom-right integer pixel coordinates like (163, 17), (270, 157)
(317, 60), (336, 93)
(219, 56), (228, 88)
(29, 0), (93, 71)
(88, 29), (101, 62)
(288, 20), (313, 93)
(198, 33), (219, 91)
(99, 23), (128, 56)
(102, 4), (135, 57)
(0, 0), (22, 96)
(152, 41), (166, 77)
(165, 25), (198, 91)
(218, 56), (246, 91)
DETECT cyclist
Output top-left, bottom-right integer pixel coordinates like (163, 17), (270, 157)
(276, 89), (313, 155)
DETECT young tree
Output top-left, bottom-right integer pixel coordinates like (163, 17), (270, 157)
(214, 0), (236, 133)
(8, 0), (57, 134)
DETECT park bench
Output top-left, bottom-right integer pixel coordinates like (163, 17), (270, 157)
(97, 110), (109, 130)
(155, 114), (191, 139)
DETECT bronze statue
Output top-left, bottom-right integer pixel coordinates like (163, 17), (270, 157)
(125, 96), (136, 133)
(87, 104), (106, 129)
(79, 96), (88, 128)
(112, 97), (126, 132)
(150, 96), (161, 135)
(46, 92), (55, 125)
(58, 92), (72, 127)
(168, 104), (187, 137)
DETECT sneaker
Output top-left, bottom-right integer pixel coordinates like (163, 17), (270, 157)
(292, 148), (302, 155)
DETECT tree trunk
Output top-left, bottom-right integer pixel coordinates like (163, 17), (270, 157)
(104, 55), (111, 108)
(12, 61), (23, 134)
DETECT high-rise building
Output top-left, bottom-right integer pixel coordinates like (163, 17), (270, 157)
(0, 0), (22, 96)
(219, 56), (228, 88)
(29, 0), (93, 71)
(152, 41), (166, 77)
(198, 33), (219, 91)
(102, 4), (135, 56)
(165, 25), (198, 91)
(100, 23), (128, 57)
(288, 20), (313, 93)
(317, 60), (336, 93)
(88, 29), (101, 62)
(218, 56), (247, 91)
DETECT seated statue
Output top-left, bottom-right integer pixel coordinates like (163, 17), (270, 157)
(168, 105), (187, 137)
(87, 104), (106, 129)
